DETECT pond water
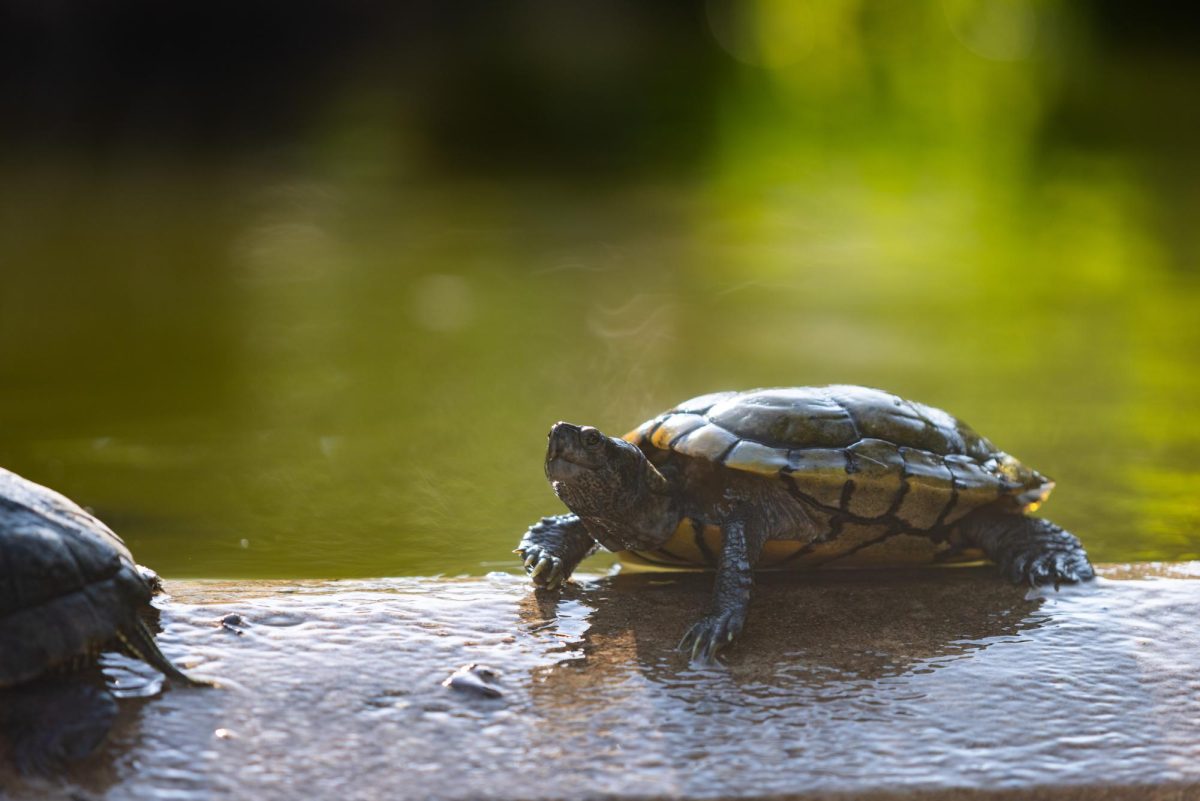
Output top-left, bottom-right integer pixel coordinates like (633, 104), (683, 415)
(1, 162), (1196, 579)
(1, 3), (1198, 579)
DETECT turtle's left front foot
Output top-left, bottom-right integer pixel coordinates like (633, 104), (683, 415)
(678, 608), (746, 664)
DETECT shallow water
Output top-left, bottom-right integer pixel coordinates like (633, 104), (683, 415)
(2, 568), (1198, 800)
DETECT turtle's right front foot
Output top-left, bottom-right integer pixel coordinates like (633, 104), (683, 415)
(519, 545), (565, 590)
(514, 513), (596, 592)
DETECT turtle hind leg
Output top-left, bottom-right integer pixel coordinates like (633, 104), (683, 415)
(959, 512), (1095, 588)
(117, 619), (212, 688)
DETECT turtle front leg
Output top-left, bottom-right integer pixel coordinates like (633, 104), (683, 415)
(515, 513), (597, 591)
(959, 512), (1095, 588)
(678, 520), (764, 664)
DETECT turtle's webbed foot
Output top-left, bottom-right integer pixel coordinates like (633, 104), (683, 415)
(977, 518), (1096, 589)
(678, 608), (746, 665)
(516, 544), (567, 591)
(514, 514), (589, 592)
(1002, 539), (1095, 589)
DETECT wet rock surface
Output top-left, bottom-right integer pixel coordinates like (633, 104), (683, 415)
(2, 566), (1199, 801)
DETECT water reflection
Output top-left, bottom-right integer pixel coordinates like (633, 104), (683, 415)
(1, 573), (1197, 800)
(510, 569), (1200, 796)
(518, 569), (1047, 756)
(0, 615), (178, 792)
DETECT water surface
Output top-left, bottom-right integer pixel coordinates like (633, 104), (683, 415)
(1, 2), (1198, 577)
(4, 569), (1199, 800)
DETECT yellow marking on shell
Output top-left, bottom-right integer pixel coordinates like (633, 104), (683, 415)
(1021, 480), (1055, 513)
(618, 520), (986, 570)
(670, 519), (710, 563)
(622, 519), (704, 569)
(672, 423), (740, 461)
(723, 440), (790, 476)
(895, 447), (955, 528)
(784, 448), (849, 509)
(992, 453), (1034, 485)
(840, 532), (941, 564)
(897, 491), (953, 530)
(838, 537), (987, 567)
(622, 522), (815, 569)
(649, 413), (707, 451)
(845, 438), (904, 517)
(941, 454), (1009, 522)
(758, 541), (808, 566)
(621, 519), (705, 568)
(619, 551), (701, 571)
(623, 421), (652, 444)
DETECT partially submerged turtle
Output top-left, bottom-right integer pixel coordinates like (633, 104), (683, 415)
(516, 385), (1094, 662)
(0, 466), (204, 770)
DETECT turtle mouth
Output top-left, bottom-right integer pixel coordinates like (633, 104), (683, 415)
(545, 454), (588, 483)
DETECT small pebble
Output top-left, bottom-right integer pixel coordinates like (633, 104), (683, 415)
(442, 664), (503, 699)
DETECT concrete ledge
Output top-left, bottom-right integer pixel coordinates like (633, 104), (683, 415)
(3, 565), (1199, 801)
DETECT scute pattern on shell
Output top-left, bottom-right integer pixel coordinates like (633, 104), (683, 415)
(625, 385), (1051, 531)
(0, 468), (149, 686)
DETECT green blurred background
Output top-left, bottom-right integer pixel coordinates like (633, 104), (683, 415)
(1, 1), (1197, 577)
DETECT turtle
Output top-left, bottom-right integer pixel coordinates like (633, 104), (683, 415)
(0, 465), (205, 772)
(515, 385), (1094, 662)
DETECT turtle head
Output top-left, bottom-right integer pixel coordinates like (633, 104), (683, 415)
(544, 422), (676, 550)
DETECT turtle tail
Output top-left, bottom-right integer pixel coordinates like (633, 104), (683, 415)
(117, 619), (212, 688)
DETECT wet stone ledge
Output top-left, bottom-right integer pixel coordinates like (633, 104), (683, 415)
(2, 565), (1199, 801)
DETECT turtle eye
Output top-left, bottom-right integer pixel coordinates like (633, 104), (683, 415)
(581, 428), (603, 449)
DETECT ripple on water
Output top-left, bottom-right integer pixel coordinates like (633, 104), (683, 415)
(2, 568), (1199, 800)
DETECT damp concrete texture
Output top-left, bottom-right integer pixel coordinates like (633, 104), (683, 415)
(2, 565), (1199, 801)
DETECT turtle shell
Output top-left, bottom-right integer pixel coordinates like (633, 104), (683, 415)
(0, 467), (154, 687)
(625, 385), (1052, 538)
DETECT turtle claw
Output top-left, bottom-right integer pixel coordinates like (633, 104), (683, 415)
(516, 514), (596, 592)
(678, 609), (745, 665)
(518, 543), (566, 591)
(530, 556), (553, 579)
(1006, 544), (1095, 590)
(968, 516), (1094, 591)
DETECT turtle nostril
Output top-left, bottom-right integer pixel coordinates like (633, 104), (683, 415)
(546, 422), (583, 461)
(547, 424), (569, 459)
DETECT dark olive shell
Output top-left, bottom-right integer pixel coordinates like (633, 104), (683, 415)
(0, 468), (152, 687)
(625, 385), (1052, 533)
